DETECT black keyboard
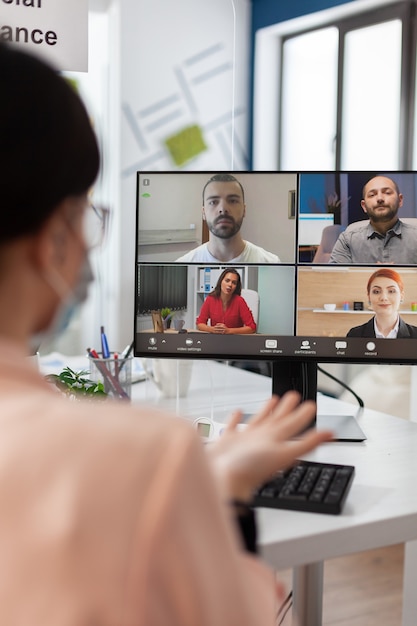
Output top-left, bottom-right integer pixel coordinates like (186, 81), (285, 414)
(252, 460), (355, 515)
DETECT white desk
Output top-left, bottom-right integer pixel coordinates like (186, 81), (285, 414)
(131, 360), (417, 626)
(257, 392), (417, 626)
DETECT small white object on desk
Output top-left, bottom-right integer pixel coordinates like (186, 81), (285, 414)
(193, 416), (246, 442)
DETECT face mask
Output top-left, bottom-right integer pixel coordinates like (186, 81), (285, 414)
(30, 256), (94, 351)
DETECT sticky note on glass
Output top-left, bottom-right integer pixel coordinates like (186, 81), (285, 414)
(165, 124), (207, 167)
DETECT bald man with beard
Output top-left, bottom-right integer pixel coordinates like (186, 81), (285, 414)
(330, 175), (417, 264)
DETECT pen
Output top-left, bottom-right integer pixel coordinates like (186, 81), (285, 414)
(118, 341), (134, 375)
(87, 347), (110, 393)
(87, 348), (129, 400)
(114, 352), (119, 380)
(122, 341), (134, 359)
(101, 325), (110, 358)
(119, 341), (135, 374)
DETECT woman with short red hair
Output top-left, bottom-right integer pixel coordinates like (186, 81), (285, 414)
(347, 268), (417, 338)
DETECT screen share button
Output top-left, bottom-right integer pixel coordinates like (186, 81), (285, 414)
(265, 339), (277, 348)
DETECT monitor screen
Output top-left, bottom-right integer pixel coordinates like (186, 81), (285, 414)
(298, 213), (334, 246)
(134, 171), (417, 366)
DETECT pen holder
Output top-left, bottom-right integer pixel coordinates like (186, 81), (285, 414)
(89, 352), (133, 401)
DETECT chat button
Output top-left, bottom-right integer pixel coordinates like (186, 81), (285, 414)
(335, 341), (347, 349)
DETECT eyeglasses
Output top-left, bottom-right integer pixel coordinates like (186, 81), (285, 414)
(82, 203), (110, 250)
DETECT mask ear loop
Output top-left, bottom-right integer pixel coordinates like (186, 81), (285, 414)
(44, 266), (73, 302)
(229, 0), (236, 171)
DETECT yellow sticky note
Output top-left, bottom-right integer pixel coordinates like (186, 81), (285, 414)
(165, 124), (207, 167)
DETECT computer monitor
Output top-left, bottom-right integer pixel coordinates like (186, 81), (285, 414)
(134, 171), (417, 437)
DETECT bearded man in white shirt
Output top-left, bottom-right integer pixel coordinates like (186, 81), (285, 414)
(177, 173), (280, 263)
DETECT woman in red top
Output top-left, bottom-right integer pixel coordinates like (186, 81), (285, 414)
(197, 268), (256, 334)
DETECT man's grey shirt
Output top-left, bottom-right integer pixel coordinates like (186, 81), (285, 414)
(329, 219), (417, 264)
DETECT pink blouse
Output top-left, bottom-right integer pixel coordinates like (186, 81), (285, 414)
(0, 340), (278, 625)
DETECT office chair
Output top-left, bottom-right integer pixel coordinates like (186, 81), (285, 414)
(313, 224), (345, 263)
(228, 289), (270, 375)
(241, 288), (259, 324)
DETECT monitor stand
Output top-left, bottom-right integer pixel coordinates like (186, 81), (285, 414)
(271, 361), (366, 442)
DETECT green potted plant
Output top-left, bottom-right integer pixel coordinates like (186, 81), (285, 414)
(46, 367), (107, 400)
(160, 307), (174, 329)
(308, 192), (350, 225)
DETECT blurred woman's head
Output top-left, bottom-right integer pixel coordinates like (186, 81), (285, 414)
(0, 44), (100, 343)
(0, 44), (99, 245)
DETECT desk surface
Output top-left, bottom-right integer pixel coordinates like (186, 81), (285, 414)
(258, 394), (417, 570)
(131, 359), (274, 422)
(128, 360), (417, 568)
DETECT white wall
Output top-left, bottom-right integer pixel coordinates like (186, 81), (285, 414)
(258, 266), (295, 334)
(43, 1), (121, 356)
(45, 0), (251, 355)
(117, 0), (252, 348)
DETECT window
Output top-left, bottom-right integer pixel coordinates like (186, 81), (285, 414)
(341, 19), (402, 169)
(253, 1), (417, 170)
(281, 27), (338, 170)
(137, 265), (188, 314)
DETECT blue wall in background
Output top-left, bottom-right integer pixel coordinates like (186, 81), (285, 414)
(251, 0), (356, 32)
(249, 0), (356, 166)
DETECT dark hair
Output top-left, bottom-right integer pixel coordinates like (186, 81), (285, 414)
(211, 268), (242, 298)
(367, 268), (404, 294)
(202, 173), (245, 203)
(0, 44), (100, 243)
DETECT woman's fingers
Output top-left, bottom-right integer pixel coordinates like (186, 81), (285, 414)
(296, 428), (334, 455)
(268, 399), (318, 440)
(223, 409), (244, 433)
(224, 392), (332, 450)
(248, 392), (310, 431)
(246, 395), (281, 426)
